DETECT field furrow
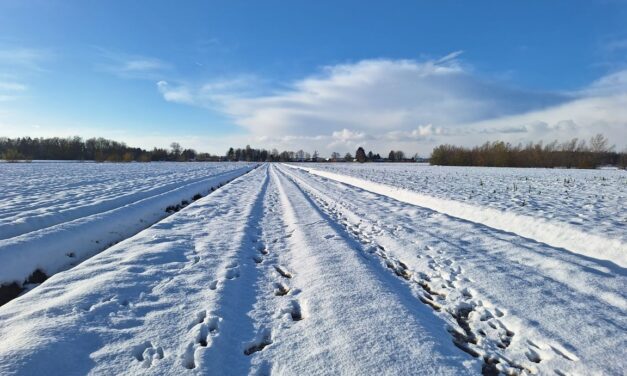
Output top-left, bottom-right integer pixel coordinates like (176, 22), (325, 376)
(0, 163), (624, 375)
(277, 164), (626, 375)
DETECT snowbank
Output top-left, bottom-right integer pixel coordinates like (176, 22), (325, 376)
(285, 164), (627, 268)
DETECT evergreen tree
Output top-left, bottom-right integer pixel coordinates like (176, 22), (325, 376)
(355, 147), (366, 163)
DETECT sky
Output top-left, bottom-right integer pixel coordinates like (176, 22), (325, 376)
(0, 0), (626, 157)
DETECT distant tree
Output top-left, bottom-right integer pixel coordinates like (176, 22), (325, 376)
(355, 147), (366, 163)
(429, 135), (622, 169)
(1, 148), (24, 161)
(589, 133), (612, 153)
(312, 150), (319, 162)
(271, 148), (279, 161)
(388, 150), (396, 161)
(296, 149), (305, 161)
(151, 148), (169, 161)
(331, 152), (341, 162)
(182, 148), (197, 161)
(122, 152), (134, 162)
(394, 150), (405, 161)
(280, 151), (291, 162)
(344, 152), (353, 162)
(367, 151), (374, 161)
(170, 142), (182, 160)
(226, 147), (235, 161)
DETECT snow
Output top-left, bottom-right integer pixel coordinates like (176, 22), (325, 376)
(0, 162), (256, 286)
(0, 165), (474, 375)
(296, 163), (626, 241)
(289, 163), (627, 267)
(279, 164), (627, 375)
(0, 162), (254, 240)
(0, 163), (625, 375)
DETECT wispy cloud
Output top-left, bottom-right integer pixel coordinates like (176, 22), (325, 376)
(156, 75), (262, 107)
(0, 80), (27, 102)
(0, 81), (27, 92)
(96, 48), (171, 79)
(436, 50), (464, 65)
(0, 47), (51, 72)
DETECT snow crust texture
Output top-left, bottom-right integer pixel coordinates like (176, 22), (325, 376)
(290, 163), (627, 267)
(0, 162), (255, 287)
(0, 163), (624, 375)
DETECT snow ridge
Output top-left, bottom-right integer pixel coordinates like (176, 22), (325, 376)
(285, 164), (627, 268)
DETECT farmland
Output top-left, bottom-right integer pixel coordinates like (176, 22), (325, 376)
(0, 163), (625, 375)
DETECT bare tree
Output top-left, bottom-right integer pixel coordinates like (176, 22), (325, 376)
(170, 142), (182, 159)
(590, 133), (612, 153)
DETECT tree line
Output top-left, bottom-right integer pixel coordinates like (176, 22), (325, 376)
(4, 134), (624, 169)
(0, 137), (418, 164)
(0, 137), (219, 162)
(430, 134), (627, 169)
(225, 146), (416, 162)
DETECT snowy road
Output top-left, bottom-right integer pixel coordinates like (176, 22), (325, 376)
(0, 164), (624, 375)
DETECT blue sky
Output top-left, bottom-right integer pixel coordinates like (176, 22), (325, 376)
(1, 0), (626, 155)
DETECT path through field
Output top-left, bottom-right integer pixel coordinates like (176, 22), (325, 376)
(0, 164), (624, 375)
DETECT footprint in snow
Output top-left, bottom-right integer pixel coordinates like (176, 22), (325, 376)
(226, 268), (240, 279)
(274, 282), (290, 296)
(244, 329), (273, 355)
(132, 341), (164, 368)
(274, 266), (293, 279)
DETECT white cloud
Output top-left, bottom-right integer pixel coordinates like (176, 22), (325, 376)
(329, 128), (370, 148)
(148, 55), (626, 155)
(156, 81), (194, 105)
(157, 57), (568, 137)
(451, 93), (627, 147)
(385, 124), (443, 141)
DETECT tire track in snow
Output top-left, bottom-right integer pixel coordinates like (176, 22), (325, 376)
(179, 165), (271, 372)
(269, 165), (474, 375)
(238, 174), (309, 373)
(277, 164), (593, 376)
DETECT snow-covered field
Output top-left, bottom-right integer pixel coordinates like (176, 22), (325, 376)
(0, 163), (625, 375)
(298, 163), (626, 241)
(294, 163), (627, 266)
(0, 162), (256, 292)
